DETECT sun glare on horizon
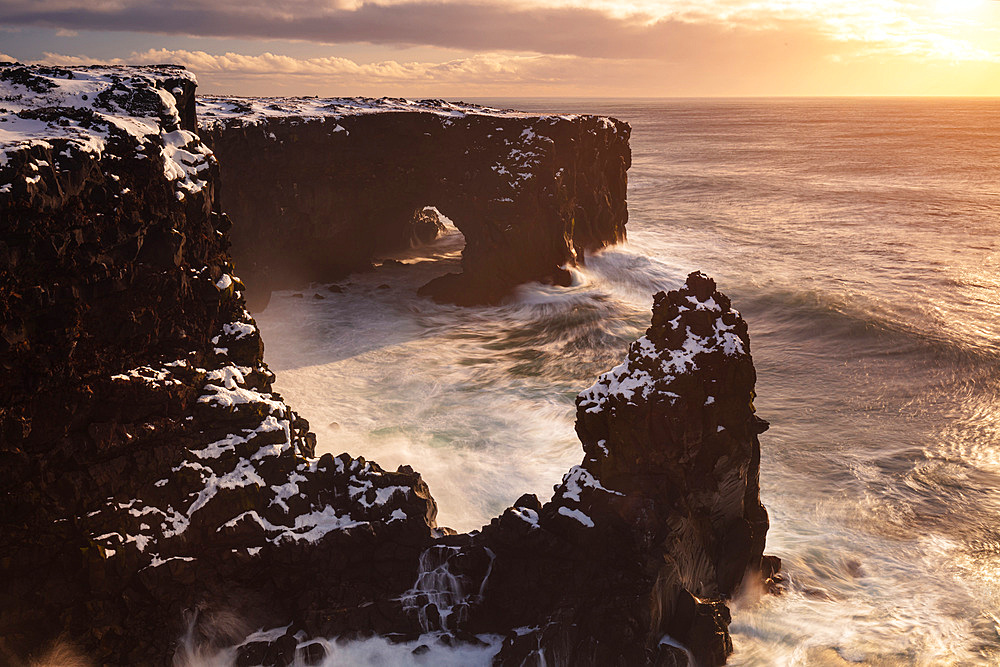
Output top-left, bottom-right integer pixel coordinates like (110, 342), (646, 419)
(936, 0), (986, 13)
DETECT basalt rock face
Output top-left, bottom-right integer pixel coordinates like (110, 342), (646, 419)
(198, 97), (630, 310)
(0, 65), (439, 664)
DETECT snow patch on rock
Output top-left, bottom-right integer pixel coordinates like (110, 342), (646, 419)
(0, 64), (212, 200)
(578, 276), (748, 415)
(557, 506), (595, 528)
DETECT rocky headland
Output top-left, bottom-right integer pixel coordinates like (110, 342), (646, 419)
(198, 96), (630, 310)
(0, 63), (776, 666)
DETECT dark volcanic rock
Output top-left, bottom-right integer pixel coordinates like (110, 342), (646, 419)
(391, 272), (777, 666)
(1, 64), (775, 666)
(409, 206), (447, 246)
(198, 97), (630, 309)
(0, 65), (439, 665)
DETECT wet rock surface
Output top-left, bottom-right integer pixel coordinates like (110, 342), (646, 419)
(1, 65), (774, 666)
(198, 97), (630, 310)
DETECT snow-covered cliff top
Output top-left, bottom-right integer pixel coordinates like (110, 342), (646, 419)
(0, 63), (211, 199)
(197, 95), (563, 129)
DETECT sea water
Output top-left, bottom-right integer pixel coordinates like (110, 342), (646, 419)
(253, 98), (1000, 665)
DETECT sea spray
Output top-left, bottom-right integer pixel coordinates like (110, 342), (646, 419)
(174, 628), (502, 667)
(404, 545), (467, 633)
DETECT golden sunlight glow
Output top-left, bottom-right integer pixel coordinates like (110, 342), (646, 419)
(13, 0), (1000, 96)
(936, 0), (985, 13)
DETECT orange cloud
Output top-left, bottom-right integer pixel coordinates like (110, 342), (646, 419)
(8, 1), (999, 96)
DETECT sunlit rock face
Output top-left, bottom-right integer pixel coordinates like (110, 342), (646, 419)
(198, 96), (631, 309)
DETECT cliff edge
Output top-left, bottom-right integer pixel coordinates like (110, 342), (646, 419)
(0, 64), (438, 663)
(198, 96), (630, 309)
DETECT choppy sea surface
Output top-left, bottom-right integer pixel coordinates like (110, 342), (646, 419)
(254, 98), (1000, 666)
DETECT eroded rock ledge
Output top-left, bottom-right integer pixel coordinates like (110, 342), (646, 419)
(198, 96), (631, 309)
(0, 65), (775, 666)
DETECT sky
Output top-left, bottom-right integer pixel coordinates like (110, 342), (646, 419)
(0, 0), (998, 97)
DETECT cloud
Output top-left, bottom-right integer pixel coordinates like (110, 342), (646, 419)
(7, 1), (998, 96)
(30, 48), (645, 96)
(38, 48), (568, 80)
(2, 0), (996, 65)
(23, 35), (1000, 97)
(3, 3), (660, 59)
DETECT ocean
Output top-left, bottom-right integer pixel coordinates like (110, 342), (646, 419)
(254, 98), (1000, 665)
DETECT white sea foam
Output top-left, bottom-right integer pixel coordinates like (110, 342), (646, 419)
(176, 633), (502, 667)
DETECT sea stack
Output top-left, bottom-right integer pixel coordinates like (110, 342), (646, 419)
(395, 271), (778, 666)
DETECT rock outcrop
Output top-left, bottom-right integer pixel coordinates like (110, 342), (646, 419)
(191, 272), (780, 667)
(198, 96), (630, 309)
(0, 64), (775, 666)
(383, 271), (778, 667)
(0, 64), (439, 664)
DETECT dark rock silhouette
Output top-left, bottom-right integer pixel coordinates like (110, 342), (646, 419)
(198, 97), (631, 309)
(0, 64), (440, 663)
(372, 271), (778, 666)
(0, 65), (776, 666)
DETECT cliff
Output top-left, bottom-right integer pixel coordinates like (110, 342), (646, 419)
(198, 96), (630, 309)
(0, 64), (439, 663)
(0, 64), (775, 666)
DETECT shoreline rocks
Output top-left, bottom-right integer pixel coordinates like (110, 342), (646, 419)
(0, 64), (775, 666)
(395, 271), (777, 667)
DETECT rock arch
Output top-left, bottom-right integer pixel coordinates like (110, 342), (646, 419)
(198, 98), (631, 309)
